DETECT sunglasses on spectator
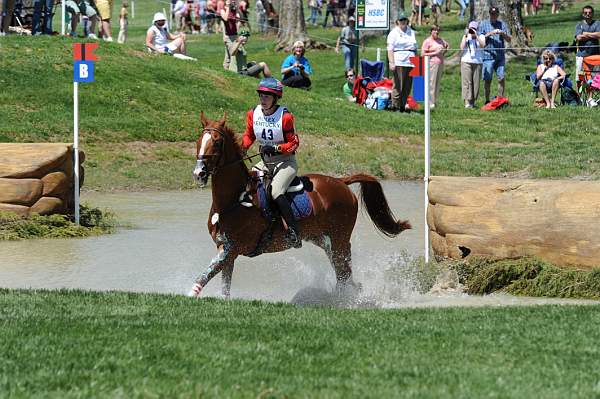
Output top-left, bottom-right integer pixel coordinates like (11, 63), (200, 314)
(347, 74), (354, 78)
(583, 11), (593, 15)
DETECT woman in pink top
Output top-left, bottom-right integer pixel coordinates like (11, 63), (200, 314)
(420, 25), (449, 108)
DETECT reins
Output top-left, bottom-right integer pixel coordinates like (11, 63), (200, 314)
(198, 127), (261, 174)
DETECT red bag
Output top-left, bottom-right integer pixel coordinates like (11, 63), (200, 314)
(481, 96), (510, 110)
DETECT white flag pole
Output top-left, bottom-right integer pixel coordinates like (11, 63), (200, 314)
(62, 0), (66, 35)
(131, 0), (135, 19)
(74, 81), (80, 225)
(424, 55), (430, 263)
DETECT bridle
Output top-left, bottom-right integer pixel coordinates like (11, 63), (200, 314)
(197, 127), (261, 178)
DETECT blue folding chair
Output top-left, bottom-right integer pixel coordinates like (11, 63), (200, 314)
(360, 59), (385, 83)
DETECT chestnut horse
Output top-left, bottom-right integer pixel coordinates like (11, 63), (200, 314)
(189, 113), (411, 298)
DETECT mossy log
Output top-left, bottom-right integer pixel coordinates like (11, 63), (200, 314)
(0, 144), (84, 216)
(428, 176), (600, 269)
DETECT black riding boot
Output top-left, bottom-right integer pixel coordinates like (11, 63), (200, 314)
(274, 195), (302, 248)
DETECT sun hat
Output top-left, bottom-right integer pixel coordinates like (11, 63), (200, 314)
(468, 21), (478, 30)
(348, 15), (355, 21)
(153, 12), (167, 23)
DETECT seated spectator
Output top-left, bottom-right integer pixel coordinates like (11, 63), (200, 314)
(146, 12), (187, 55)
(281, 41), (312, 89)
(342, 68), (356, 102)
(65, 0), (99, 38)
(535, 49), (566, 108)
(229, 30), (272, 78)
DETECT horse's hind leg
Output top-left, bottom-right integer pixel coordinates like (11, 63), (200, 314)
(317, 236), (358, 294)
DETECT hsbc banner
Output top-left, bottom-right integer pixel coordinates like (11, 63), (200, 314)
(356, 0), (389, 30)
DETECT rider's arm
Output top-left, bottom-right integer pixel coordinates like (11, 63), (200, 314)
(276, 112), (299, 154)
(242, 109), (256, 149)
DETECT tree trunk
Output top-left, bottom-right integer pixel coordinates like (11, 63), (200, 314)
(428, 176), (600, 269)
(276, 0), (310, 51)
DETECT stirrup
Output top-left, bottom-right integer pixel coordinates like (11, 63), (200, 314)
(285, 228), (302, 248)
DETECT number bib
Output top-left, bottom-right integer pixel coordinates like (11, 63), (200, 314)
(252, 105), (287, 146)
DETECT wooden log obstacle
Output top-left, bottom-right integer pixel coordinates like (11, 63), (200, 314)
(428, 176), (600, 269)
(0, 144), (84, 217)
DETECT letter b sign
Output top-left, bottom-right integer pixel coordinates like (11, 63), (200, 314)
(74, 61), (95, 83)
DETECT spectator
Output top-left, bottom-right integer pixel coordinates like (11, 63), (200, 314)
(551, 0), (559, 14)
(206, 0), (217, 33)
(421, 24), (448, 108)
(196, 0), (207, 33)
(220, 0), (238, 70)
(173, 0), (186, 31)
(342, 68), (356, 102)
(307, 0), (318, 26)
(95, 0), (114, 41)
(430, 0), (442, 25)
(229, 31), (272, 78)
(65, 0), (99, 38)
(523, 0), (535, 16)
(322, 0), (337, 28)
(456, 0), (468, 22)
(0, 0), (15, 36)
(237, 0), (249, 31)
(575, 5), (600, 79)
(535, 50), (566, 109)
(386, 13), (417, 112)
(460, 21), (485, 108)
(336, 15), (357, 71)
(281, 40), (313, 89)
(117, 2), (128, 43)
(32, 0), (53, 35)
(146, 12), (187, 55)
(478, 6), (511, 104)
(255, 0), (267, 32)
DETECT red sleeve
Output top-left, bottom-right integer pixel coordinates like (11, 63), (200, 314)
(279, 112), (299, 154)
(242, 109), (255, 149)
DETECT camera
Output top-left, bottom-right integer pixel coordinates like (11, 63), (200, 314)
(239, 30), (250, 37)
(468, 28), (475, 34)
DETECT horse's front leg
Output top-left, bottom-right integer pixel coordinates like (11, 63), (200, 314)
(221, 261), (235, 299)
(188, 242), (236, 298)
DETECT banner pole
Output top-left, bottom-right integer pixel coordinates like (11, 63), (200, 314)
(74, 81), (80, 225)
(62, 0), (66, 35)
(424, 55), (430, 263)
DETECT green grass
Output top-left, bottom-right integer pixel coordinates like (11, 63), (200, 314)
(1, 290), (600, 398)
(1, 1), (599, 189)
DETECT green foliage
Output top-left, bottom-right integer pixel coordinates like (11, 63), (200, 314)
(0, 205), (116, 240)
(449, 257), (600, 299)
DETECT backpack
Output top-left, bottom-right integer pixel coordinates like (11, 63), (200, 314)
(481, 96), (510, 110)
(561, 86), (581, 106)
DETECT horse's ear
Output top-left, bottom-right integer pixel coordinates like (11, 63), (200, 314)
(218, 112), (228, 128)
(200, 112), (209, 128)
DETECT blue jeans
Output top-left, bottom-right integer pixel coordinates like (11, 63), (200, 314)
(342, 45), (357, 71)
(456, 0), (468, 20)
(307, 6), (318, 24)
(32, 0), (53, 34)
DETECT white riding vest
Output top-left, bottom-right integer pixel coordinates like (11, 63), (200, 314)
(252, 105), (287, 146)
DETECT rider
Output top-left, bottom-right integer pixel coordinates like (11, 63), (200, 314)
(242, 77), (302, 248)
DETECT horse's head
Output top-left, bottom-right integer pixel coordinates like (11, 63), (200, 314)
(193, 112), (244, 186)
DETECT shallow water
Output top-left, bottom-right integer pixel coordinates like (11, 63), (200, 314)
(0, 182), (597, 308)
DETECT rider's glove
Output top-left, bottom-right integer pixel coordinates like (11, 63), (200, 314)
(260, 145), (277, 156)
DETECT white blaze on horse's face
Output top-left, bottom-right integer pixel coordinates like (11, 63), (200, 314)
(198, 132), (212, 158)
(193, 132), (213, 186)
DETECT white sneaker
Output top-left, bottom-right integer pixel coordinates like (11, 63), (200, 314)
(103, 36), (113, 42)
(87, 33), (98, 40)
(587, 98), (598, 107)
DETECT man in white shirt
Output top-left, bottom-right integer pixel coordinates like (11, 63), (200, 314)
(386, 13), (417, 112)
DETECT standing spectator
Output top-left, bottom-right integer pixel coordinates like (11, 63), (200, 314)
(65, 0), (99, 38)
(386, 13), (417, 112)
(478, 6), (511, 104)
(421, 25), (448, 108)
(117, 1), (128, 43)
(456, 0), (468, 22)
(322, 0), (337, 28)
(95, 0), (114, 41)
(281, 41), (313, 89)
(220, 0), (238, 70)
(523, 0), (535, 16)
(551, 0), (559, 14)
(197, 0), (207, 33)
(536, 50), (566, 109)
(430, 0), (442, 25)
(307, 0), (318, 26)
(575, 5), (600, 79)
(0, 0), (15, 36)
(336, 15), (357, 71)
(205, 0), (217, 32)
(342, 68), (356, 102)
(237, 0), (249, 31)
(229, 31), (272, 78)
(460, 21), (485, 108)
(146, 12), (187, 54)
(255, 0), (267, 32)
(32, 0), (53, 35)
(173, 0), (186, 31)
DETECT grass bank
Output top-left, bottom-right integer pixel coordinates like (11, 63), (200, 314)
(1, 2), (599, 190)
(1, 289), (600, 398)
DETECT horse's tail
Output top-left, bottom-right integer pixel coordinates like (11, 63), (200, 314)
(340, 174), (411, 237)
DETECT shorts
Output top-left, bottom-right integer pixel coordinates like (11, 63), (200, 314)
(66, 0), (97, 17)
(240, 62), (263, 77)
(95, 0), (113, 20)
(482, 59), (505, 81)
(539, 78), (555, 91)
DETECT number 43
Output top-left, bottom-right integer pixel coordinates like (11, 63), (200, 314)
(261, 129), (274, 140)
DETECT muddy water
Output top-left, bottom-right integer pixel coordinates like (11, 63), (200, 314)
(0, 182), (597, 308)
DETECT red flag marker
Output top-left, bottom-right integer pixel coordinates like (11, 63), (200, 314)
(73, 43), (99, 61)
(409, 56), (424, 77)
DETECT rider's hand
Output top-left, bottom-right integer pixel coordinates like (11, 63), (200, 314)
(260, 145), (277, 156)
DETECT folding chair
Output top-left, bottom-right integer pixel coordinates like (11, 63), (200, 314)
(580, 55), (600, 107)
(360, 59), (385, 83)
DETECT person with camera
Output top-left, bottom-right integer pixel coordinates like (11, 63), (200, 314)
(220, 0), (239, 70)
(478, 6), (512, 104)
(146, 12), (187, 55)
(281, 41), (313, 89)
(535, 50), (566, 109)
(460, 21), (486, 108)
(229, 30), (272, 78)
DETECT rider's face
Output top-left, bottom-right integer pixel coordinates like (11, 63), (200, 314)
(258, 92), (276, 109)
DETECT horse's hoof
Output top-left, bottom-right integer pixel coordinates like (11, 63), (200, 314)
(188, 283), (202, 298)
